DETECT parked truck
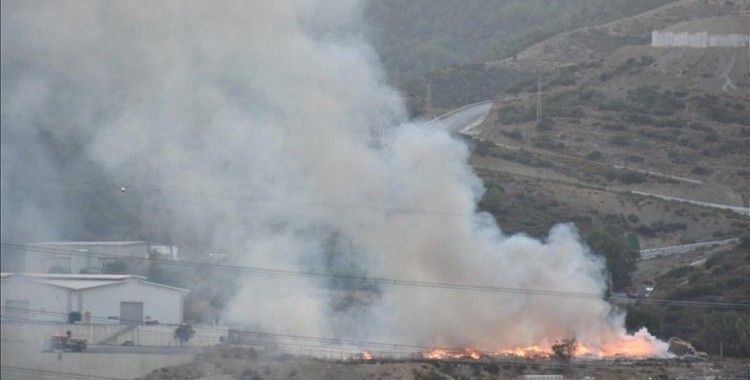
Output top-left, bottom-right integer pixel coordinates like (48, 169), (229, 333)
(47, 331), (87, 352)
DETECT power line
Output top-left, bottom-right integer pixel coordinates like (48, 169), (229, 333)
(3, 242), (749, 310)
(0, 306), (677, 367)
(7, 174), (471, 217)
(0, 308), (686, 375)
(0, 366), (128, 380)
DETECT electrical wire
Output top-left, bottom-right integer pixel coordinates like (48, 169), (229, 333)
(3, 242), (749, 310)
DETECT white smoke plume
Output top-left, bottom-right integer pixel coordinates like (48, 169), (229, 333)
(1, 0), (667, 355)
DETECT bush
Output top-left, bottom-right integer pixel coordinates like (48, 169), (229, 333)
(691, 166), (712, 176)
(668, 284), (719, 300)
(688, 122), (710, 132)
(497, 105), (535, 124)
(498, 149), (554, 168)
(501, 129), (523, 141)
(636, 221), (687, 237)
(608, 135), (632, 146)
(532, 135), (565, 151)
(623, 112), (654, 125)
(536, 117), (554, 131)
(654, 118), (684, 128)
(626, 155), (644, 163)
(587, 150), (604, 160)
(587, 229), (639, 290)
(661, 265), (695, 279)
(695, 312), (750, 357)
(620, 171), (647, 184)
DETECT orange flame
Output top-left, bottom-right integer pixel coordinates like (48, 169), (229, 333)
(422, 348), (482, 360)
(355, 351), (374, 360)
(420, 333), (666, 360)
(494, 345), (553, 358)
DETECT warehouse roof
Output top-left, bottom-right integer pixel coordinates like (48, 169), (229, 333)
(0, 273), (188, 292)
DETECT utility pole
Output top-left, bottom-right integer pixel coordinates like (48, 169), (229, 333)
(536, 75), (542, 124)
(425, 79), (433, 116)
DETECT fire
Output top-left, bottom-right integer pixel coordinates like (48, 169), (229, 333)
(419, 330), (667, 361)
(422, 348), (482, 360)
(575, 332), (667, 358)
(495, 345), (553, 358)
(355, 351), (374, 360)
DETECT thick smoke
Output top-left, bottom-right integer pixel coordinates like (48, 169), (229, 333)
(1, 0), (666, 354)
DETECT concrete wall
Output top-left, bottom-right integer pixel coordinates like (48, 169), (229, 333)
(1, 322), (226, 347)
(652, 31), (750, 48)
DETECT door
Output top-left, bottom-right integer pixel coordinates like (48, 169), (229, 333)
(119, 302), (143, 324)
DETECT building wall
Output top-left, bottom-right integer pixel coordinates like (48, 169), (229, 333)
(25, 242), (150, 273)
(2, 277), (185, 324)
(652, 31), (750, 48)
(1, 278), (71, 321)
(80, 279), (184, 324)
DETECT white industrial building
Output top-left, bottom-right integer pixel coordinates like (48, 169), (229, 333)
(23, 241), (179, 274)
(1, 273), (188, 325)
(652, 30), (750, 48)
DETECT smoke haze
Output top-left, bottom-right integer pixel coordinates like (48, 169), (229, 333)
(1, 0), (666, 354)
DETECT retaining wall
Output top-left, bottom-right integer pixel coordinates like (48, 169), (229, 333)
(0, 321), (227, 347)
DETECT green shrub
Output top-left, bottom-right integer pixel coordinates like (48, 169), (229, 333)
(661, 265), (695, 279)
(502, 129), (523, 140)
(620, 171), (647, 184)
(532, 135), (565, 150)
(609, 135), (632, 146)
(669, 284), (719, 299)
(691, 166), (712, 176)
(623, 112), (654, 125)
(587, 150), (604, 160)
(536, 117), (555, 131)
(497, 105), (535, 124)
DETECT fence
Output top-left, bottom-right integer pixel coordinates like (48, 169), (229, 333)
(0, 321), (226, 347)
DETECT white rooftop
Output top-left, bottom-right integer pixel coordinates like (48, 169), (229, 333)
(0, 273), (188, 293)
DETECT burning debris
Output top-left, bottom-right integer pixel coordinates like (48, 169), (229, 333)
(422, 348), (483, 360)
(353, 351), (374, 361)
(415, 328), (671, 361)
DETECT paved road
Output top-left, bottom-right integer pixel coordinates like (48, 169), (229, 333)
(631, 191), (750, 216)
(640, 238), (739, 260)
(612, 165), (703, 185)
(423, 100), (493, 134)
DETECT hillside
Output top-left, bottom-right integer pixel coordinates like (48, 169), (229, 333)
(426, 0), (750, 249)
(628, 237), (750, 356)
(364, 0), (675, 82)
(415, 0), (750, 356)
(401, 0), (747, 113)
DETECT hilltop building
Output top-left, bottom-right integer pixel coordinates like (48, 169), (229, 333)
(651, 16), (750, 48)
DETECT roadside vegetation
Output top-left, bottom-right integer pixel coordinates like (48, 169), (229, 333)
(625, 236), (750, 357)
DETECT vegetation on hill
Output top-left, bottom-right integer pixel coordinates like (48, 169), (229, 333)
(364, 0), (675, 81)
(625, 237), (750, 357)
